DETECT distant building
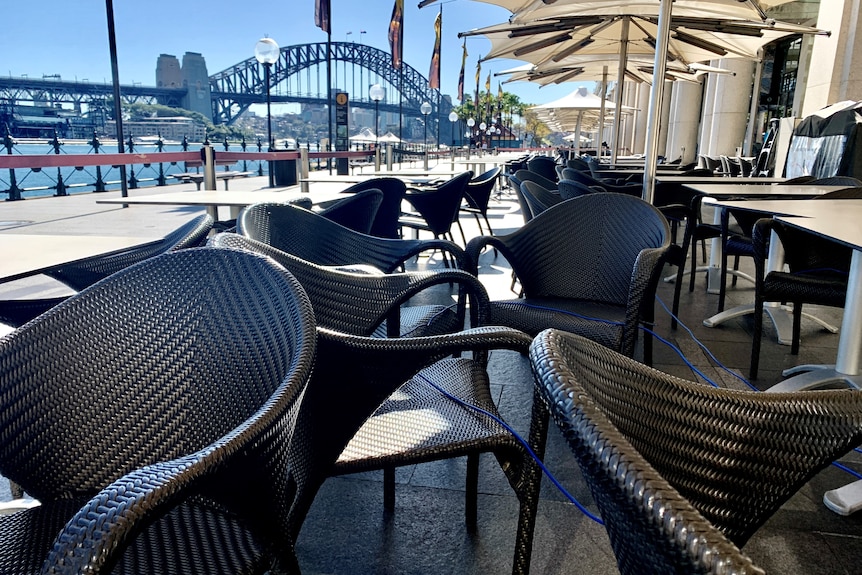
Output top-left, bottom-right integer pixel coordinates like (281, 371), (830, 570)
(155, 52), (212, 121)
(105, 116), (206, 142)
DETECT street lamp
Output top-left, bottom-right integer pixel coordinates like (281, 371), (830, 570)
(466, 117), (475, 153)
(369, 84), (384, 140)
(479, 122), (487, 151)
(448, 111), (458, 148)
(255, 37), (279, 187)
(420, 101), (432, 169)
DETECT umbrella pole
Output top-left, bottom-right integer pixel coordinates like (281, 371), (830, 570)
(611, 17), (629, 165)
(599, 66), (607, 159)
(575, 111), (582, 156)
(642, 0), (673, 204)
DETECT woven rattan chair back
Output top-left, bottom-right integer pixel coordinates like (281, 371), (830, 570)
(530, 330), (767, 575)
(0, 248), (317, 573)
(399, 171), (473, 241)
(342, 177), (408, 238)
(557, 179), (597, 200)
(526, 156), (558, 182)
(519, 180), (563, 218)
(237, 202), (469, 272)
(513, 168), (557, 192)
(533, 329), (862, 549)
(316, 188), (383, 234)
(210, 233), (488, 337)
(45, 213), (213, 291)
(466, 193), (670, 357)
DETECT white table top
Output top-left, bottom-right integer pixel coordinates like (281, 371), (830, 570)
(708, 198), (862, 219)
(684, 183), (848, 197)
(0, 234), (160, 283)
(660, 176), (787, 184)
(777, 208), (862, 251)
(95, 189), (346, 208)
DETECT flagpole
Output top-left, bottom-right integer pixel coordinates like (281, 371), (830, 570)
(327, 28), (333, 174)
(436, 5), (442, 150)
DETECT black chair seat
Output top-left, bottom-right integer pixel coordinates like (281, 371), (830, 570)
(487, 297), (627, 352)
(763, 271), (848, 307)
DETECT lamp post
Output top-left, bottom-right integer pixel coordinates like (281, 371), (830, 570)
(466, 117), (475, 158)
(255, 37), (279, 187)
(420, 101), (432, 169)
(370, 84), (384, 141)
(448, 111), (458, 148)
(479, 122), (487, 153)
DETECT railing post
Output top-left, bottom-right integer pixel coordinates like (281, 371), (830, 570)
(299, 148), (310, 194)
(3, 125), (21, 201)
(386, 143), (393, 170)
(127, 137), (138, 189)
(202, 145), (216, 190)
(375, 145), (381, 171)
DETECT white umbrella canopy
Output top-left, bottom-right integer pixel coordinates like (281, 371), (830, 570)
(349, 127), (378, 142)
(507, 0), (798, 22)
(377, 132), (403, 143)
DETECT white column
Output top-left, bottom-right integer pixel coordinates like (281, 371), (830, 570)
(667, 80), (703, 165)
(704, 59), (755, 156)
(699, 64), (718, 156)
(631, 82), (650, 155)
(803, 0), (862, 115)
(657, 80), (673, 159)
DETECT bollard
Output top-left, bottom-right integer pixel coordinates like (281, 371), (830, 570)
(202, 145), (216, 191)
(299, 148), (310, 194)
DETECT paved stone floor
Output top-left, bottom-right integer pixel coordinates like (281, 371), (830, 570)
(1, 174), (861, 573)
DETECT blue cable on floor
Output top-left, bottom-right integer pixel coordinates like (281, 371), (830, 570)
(415, 371), (605, 526)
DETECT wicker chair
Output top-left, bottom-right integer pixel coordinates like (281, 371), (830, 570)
(519, 180), (563, 218)
(0, 247), (317, 574)
(526, 155), (558, 183)
(557, 178), (598, 200)
(513, 168), (557, 192)
(530, 329), (862, 572)
(316, 188), (383, 234)
(399, 171), (473, 245)
(341, 177), (407, 239)
(209, 232), (487, 338)
(300, 325), (539, 575)
(0, 213), (214, 328)
(462, 167), (502, 237)
(237, 201), (470, 272)
(466, 193), (670, 360)
(749, 206), (855, 379)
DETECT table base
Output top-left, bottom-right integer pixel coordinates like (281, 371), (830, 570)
(703, 304), (839, 345)
(765, 365), (862, 392)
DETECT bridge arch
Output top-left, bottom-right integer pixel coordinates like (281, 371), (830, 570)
(209, 41), (453, 141)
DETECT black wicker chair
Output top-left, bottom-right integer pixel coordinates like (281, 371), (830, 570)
(316, 188), (383, 234)
(466, 193), (670, 361)
(748, 191), (862, 379)
(341, 177), (407, 238)
(513, 169), (557, 192)
(462, 167), (502, 237)
(519, 180), (563, 218)
(0, 247), (317, 574)
(237, 201), (470, 272)
(399, 171), (473, 246)
(0, 213), (214, 328)
(526, 156), (558, 183)
(530, 329), (862, 573)
(557, 178), (598, 200)
(209, 232), (487, 339)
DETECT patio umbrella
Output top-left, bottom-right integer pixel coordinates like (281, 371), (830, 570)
(459, 6), (827, 201)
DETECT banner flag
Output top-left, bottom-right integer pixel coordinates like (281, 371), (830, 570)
(389, 0), (404, 69)
(428, 11), (442, 89)
(314, 0), (331, 34)
(457, 40), (467, 102)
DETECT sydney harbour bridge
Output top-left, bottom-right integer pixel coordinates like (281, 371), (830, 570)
(0, 42), (458, 143)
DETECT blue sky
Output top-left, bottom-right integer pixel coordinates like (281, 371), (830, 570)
(2, 1), (586, 112)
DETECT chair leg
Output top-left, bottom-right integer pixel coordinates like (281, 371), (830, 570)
(466, 453), (479, 529)
(718, 240), (729, 313)
(384, 467), (396, 513)
(791, 302), (802, 355)
(731, 255), (741, 287)
(750, 296), (764, 380)
(689, 232), (699, 293)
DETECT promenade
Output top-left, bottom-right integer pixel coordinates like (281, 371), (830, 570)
(0, 172), (860, 573)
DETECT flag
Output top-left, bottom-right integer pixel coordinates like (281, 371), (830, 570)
(457, 40), (467, 103)
(498, 82), (503, 102)
(314, 0), (330, 34)
(428, 11), (442, 89)
(474, 59), (481, 112)
(389, 0), (404, 69)
(485, 71), (491, 92)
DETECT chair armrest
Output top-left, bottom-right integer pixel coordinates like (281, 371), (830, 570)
(42, 455), (211, 575)
(626, 245), (671, 352)
(465, 235), (510, 276)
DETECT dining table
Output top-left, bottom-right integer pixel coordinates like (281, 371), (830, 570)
(96, 188), (347, 219)
(0, 234), (161, 284)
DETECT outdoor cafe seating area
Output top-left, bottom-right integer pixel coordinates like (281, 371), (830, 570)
(1, 152), (862, 574)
